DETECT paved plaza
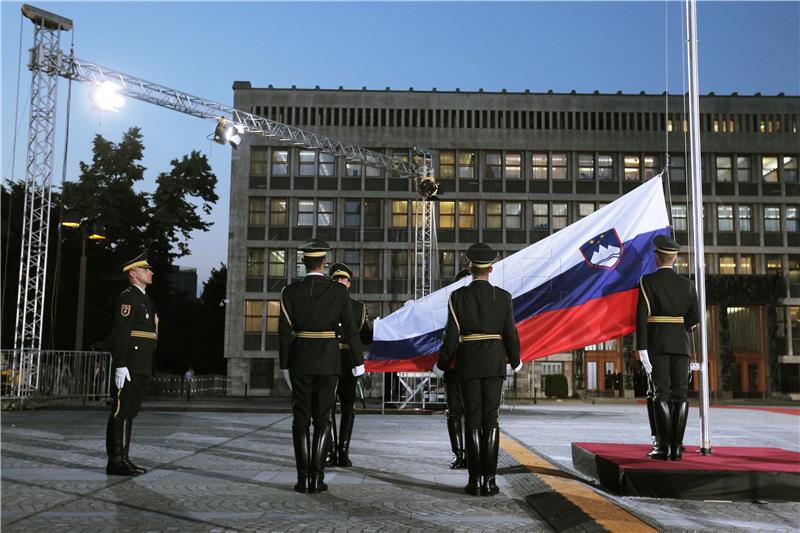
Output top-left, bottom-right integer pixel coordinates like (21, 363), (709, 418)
(2, 401), (798, 532)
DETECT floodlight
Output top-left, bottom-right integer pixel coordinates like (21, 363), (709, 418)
(417, 175), (440, 200)
(88, 224), (107, 240)
(213, 117), (243, 149)
(89, 81), (125, 112)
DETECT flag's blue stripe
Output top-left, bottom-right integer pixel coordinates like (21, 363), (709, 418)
(368, 228), (668, 362)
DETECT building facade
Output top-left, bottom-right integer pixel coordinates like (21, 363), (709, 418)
(225, 84), (799, 398)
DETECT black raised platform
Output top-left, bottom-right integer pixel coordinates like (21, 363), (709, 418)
(572, 442), (800, 501)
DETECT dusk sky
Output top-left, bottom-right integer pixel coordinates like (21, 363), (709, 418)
(3, 1), (798, 290)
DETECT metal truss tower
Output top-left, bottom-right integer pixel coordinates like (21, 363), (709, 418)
(412, 149), (438, 299)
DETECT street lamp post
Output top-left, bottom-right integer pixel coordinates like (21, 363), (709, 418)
(62, 214), (105, 350)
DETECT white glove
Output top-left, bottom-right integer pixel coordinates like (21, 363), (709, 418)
(638, 350), (653, 375)
(115, 367), (131, 389)
(282, 369), (292, 391)
(431, 363), (445, 378)
(352, 364), (365, 377)
(513, 362), (523, 373)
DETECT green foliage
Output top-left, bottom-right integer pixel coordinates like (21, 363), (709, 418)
(544, 374), (568, 399)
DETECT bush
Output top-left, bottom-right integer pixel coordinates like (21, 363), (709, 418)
(544, 374), (568, 399)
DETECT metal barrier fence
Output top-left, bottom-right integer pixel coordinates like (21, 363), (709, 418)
(149, 375), (230, 398)
(382, 372), (446, 410)
(1, 349), (112, 401)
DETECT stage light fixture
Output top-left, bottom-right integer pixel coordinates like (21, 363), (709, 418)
(213, 117), (243, 149)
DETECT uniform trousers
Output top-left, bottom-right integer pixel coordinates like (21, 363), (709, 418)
(445, 371), (464, 420)
(337, 374), (357, 415)
(291, 375), (338, 429)
(459, 377), (503, 430)
(651, 353), (689, 402)
(111, 373), (149, 418)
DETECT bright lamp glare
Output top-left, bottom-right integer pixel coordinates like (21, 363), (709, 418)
(89, 81), (125, 112)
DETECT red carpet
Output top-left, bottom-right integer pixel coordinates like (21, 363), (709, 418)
(633, 401), (800, 416)
(572, 442), (800, 500)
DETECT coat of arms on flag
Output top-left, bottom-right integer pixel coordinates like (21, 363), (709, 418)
(579, 229), (624, 270)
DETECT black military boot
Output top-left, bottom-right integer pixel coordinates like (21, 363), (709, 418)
(337, 408), (355, 467)
(446, 415), (466, 469)
(325, 411), (337, 467)
(645, 393), (659, 456)
(649, 400), (673, 460)
(480, 426), (500, 496)
(292, 426), (311, 493)
(670, 401), (689, 461)
(308, 422), (332, 494)
(464, 428), (482, 496)
(122, 418), (147, 475)
(106, 416), (136, 476)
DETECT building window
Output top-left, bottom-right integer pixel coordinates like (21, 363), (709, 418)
(551, 153), (568, 180)
(597, 154), (614, 181)
(458, 201), (476, 229)
(719, 255), (736, 274)
(440, 250), (456, 281)
(485, 152), (502, 179)
(244, 300), (263, 333)
(762, 156), (779, 182)
(736, 156), (751, 182)
(297, 200), (314, 226)
(739, 255), (754, 275)
(342, 250), (361, 279)
(268, 250), (286, 278)
(458, 152), (476, 179)
(672, 204), (687, 231)
(670, 155), (686, 182)
(766, 255), (783, 275)
(532, 203), (549, 230)
(540, 362), (564, 375)
(364, 250), (380, 280)
(785, 156), (799, 183)
(392, 200), (408, 228)
(716, 156), (732, 182)
(738, 205), (752, 232)
(578, 153), (595, 180)
(675, 253), (689, 275)
(269, 199), (287, 226)
(486, 201), (502, 229)
(345, 200), (361, 227)
(505, 152), (522, 179)
(552, 203), (568, 230)
(298, 150), (316, 177)
(728, 306), (759, 351)
(577, 203), (595, 220)
(271, 149), (289, 176)
(247, 248), (265, 278)
(644, 154), (659, 180)
(717, 205), (734, 232)
(365, 152), (383, 177)
(249, 197), (266, 226)
(438, 150), (455, 179)
(251, 147), (268, 176)
(346, 161), (362, 177)
(439, 201), (455, 229)
(505, 202), (522, 229)
(764, 206), (781, 232)
(317, 200), (334, 227)
(531, 153), (548, 180)
(295, 250), (306, 277)
(624, 155), (640, 181)
(391, 250), (408, 280)
(788, 205), (799, 233)
(319, 152), (335, 177)
(266, 300), (281, 333)
(365, 199), (381, 228)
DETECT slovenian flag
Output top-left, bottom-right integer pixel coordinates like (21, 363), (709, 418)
(366, 175), (671, 372)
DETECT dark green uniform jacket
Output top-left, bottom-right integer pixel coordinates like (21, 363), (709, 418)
(437, 279), (521, 379)
(636, 268), (699, 354)
(279, 275), (365, 376)
(106, 285), (158, 375)
(338, 299), (373, 376)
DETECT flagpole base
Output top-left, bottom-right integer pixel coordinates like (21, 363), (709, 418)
(699, 447), (712, 456)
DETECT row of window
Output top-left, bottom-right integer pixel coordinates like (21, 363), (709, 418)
(250, 147), (799, 184)
(249, 197), (799, 234)
(250, 104), (799, 134)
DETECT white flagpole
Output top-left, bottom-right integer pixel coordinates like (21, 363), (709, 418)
(685, 0), (712, 455)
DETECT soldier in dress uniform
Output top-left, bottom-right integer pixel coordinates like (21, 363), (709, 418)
(433, 243), (522, 496)
(325, 262), (373, 467)
(444, 268), (470, 470)
(279, 241), (365, 493)
(636, 235), (699, 461)
(105, 253), (158, 476)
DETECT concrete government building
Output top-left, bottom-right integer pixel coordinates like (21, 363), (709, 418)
(223, 84), (799, 400)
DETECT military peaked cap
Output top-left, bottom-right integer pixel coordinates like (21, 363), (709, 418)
(329, 262), (353, 280)
(653, 234), (680, 255)
(452, 268), (471, 283)
(300, 239), (330, 258)
(466, 242), (497, 268)
(122, 252), (151, 272)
